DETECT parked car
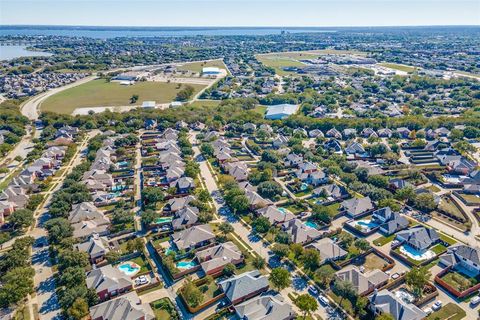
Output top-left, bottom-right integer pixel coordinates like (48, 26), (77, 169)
(423, 307), (433, 315)
(432, 300), (442, 311)
(135, 275), (149, 286)
(471, 296), (480, 307)
(318, 294), (329, 306)
(308, 285), (319, 296)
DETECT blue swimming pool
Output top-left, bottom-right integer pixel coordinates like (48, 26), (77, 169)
(300, 183), (309, 191)
(356, 219), (378, 229)
(305, 221), (318, 229)
(176, 260), (197, 270)
(117, 261), (141, 276)
(112, 185), (125, 192)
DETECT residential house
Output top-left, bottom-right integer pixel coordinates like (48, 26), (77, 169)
(439, 245), (480, 275)
(171, 176), (195, 194)
(195, 241), (244, 275)
(284, 153), (303, 167)
(256, 206), (295, 225)
(396, 127), (411, 138)
(171, 224), (215, 251)
(281, 219), (321, 244)
(163, 195), (195, 212)
(245, 189), (272, 210)
(74, 234), (111, 264)
(89, 291), (155, 320)
(234, 294), (295, 320)
(341, 197), (374, 218)
(345, 142), (368, 158)
(86, 264), (133, 301)
(323, 139), (343, 154)
(335, 265), (389, 296)
(218, 270), (269, 305)
(326, 128), (342, 139)
(272, 135), (289, 149)
(395, 226), (440, 252)
(171, 206), (199, 230)
(307, 238), (347, 264)
(309, 129), (324, 138)
(369, 289), (426, 320)
(312, 183), (349, 201)
(371, 207), (409, 235)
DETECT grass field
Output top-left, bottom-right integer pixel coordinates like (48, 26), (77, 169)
(187, 100), (222, 108)
(426, 302), (466, 320)
(379, 63), (416, 73)
(177, 59), (227, 73)
(41, 79), (205, 114)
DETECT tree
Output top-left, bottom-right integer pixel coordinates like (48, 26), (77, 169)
(58, 249), (89, 271)
(67, 297), (89, 320)
(290, 243), (304, 260)
(354, 239), (371, 253)
(378, 198), (401, 212)
(59, 267), (86, 288)
(130, 94), (139, 104)
(315, 267), (335, 288)
(181, 279), (203, 308)
(45, 218), (73, 245)
(219, 222), (234, 237)
(252, 216), (271, 234)
(223, 263), (236, 276)
(126, 238), (144, 253)
(141, 209), (157, 226)
(376, 313), (395, 320)
(272, 243), (290, 258)
(355, 296), (368, 317)
(257, 181), (283, 200)
(339, 232), (354, 247)
(230, 194), (249, 214)
(405, 267), (431, 297)
(142, 187), (164, 206)
(302, 248), (320, 271)
(269, 267), (291, 291)
(176, 85), (195, 101)
(105, 251), (121, 264)
(9, 209), (34, 230)
(200, 143), (214, 157)
(294, 294), (318, 320)
(333, 279), (355, 308)
(413, 193), (437, 212)
(252, 256), (266, 270)
(395, 186), (416, 201)
(0, 266), (35, 307)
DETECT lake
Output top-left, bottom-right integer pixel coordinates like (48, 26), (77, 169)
(0, 45), (52, 61)
(0, 26), (335, 39)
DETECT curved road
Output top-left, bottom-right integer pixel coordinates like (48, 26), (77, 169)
(20, 75), (97, 120)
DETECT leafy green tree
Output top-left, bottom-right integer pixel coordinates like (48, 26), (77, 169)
(376, 313), (395, 320)
(315, 267), (335, 288)
(252, 256), (266, 270)
(413, 193), (437, 212)
(45, 218), (73, 245)
(354, 239), (371, 252)
(67, 298), (89, 320)
(0, 267), (35, 307)
(126, 238), (144, 253)
(9, 209), (34, 230)
(142, 187), (164, 206)
(223, 263), (236, 276)
(58, 249), (89, 271)
(405, 267), (431, 297)
(269, 267), (291, 291)
(105, 251), (121, 264)
(294, 294), (318, 320)
(302, 248), (320, 271)
(181, 279), (204, 308)
(355, 296), (368, 317)
(333, 279), (355, 308)
(141, 209), (157, 226)
(219, 222), (234, 237)
(200, 143), (214, 156)
(252, 216), (271, 234)
(257, 181), (283, 200)
(272, 243), (290, 258)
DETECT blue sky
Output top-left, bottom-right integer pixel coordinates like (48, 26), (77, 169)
(1, 0), (479, 27)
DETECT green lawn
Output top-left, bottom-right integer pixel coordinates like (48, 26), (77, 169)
(441, 270), (480, 292)
(379, 63), (416, 73)
(177, 59), (227, 73)
(41, 79), (205, 114)
(456, 193), (480, 205)
(256, 54), (304, 76)
(431, 243), (447, 255)
(130, 255), (152, 274)
(150, 298), (179, 320)
(187, 100), (221, 108)
(254, 105), (267, 116)
(439, 233), (457, 246)
(426, 302), (466, 320)
(373, 234), (396, 246)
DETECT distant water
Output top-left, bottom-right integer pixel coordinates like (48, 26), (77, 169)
(0, 26), (335, 39)
(0, 45), (52, 60)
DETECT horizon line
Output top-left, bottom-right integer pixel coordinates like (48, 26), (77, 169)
(1, 24), (480, 29)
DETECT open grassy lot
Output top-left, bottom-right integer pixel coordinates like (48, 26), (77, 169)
(41, 79), (205, 114)
(426, 302), (466, 320)
(441, 269), (480, 292)
(187, 100), (221, 108)
(379, 63), (416, 73)
(373, 234), (396, 246)
(177, 59), (227, 73)
(456, 193), (480, 205)
(150, 298), (179, 320)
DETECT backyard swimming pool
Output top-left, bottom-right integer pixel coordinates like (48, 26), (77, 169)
(350, 218), (378, 232)
(155, 216), (173, 224)
(300, 183), (309, 191)
(305, 221), (319, 229)
(399, 244), (435, 261)
(176, 260), (197, 270)
(118, 261), (141, 276)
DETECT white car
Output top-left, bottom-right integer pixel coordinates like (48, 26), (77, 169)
(423, 307), (433, 315)
(471, 296), (480, 306)
(318, 294), (329, 306)
(135, 275), (149, 286)
(432, 301), (442, 311)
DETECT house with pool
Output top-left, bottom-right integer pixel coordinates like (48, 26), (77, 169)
(171, 224), (216, 252)
(86, 264), (133, 301)
(371, 207), (409, 235)
(195, 241), (244, 276)
(281, 218), (322, 245)
(171, 205), (199, 230)
(256, 205), (295, 225)
(393, 226), (444, 266)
